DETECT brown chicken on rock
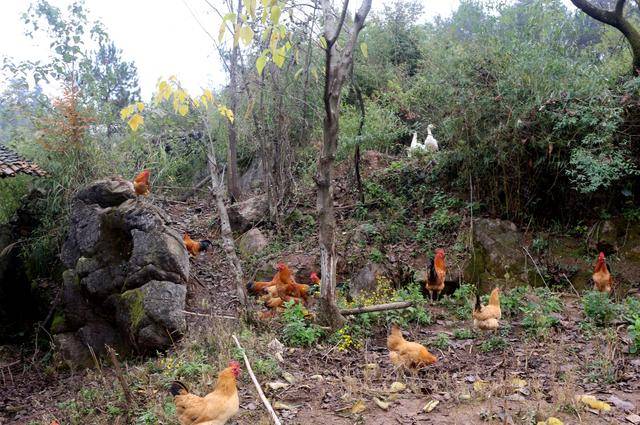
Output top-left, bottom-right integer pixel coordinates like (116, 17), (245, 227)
(425, 248), (446, 301)
(592, 252), (613, 293)
(387, 325), (437, 369)
(170, 361), (241, 425)
(473, 287), (501, 331)
(132, 169), (151, 196)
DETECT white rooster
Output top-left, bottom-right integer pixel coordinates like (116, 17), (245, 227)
(424, 124), (439, 151)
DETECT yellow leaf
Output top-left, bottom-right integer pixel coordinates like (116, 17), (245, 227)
(360, 42), (368, 59)
(350, 400), (366, 414)
(373, 398), (389, 411)
(256, 54), (267, 75)
(294, 67), (303, 80)
(240, 25), (254, 46)
(473, 380), (489, 392)
(389, 382), (406, 393)
(136, 102), (145, 112)
(178, 104), (189, 116)
(510, 378), (527, 388)
(270, 5), (281, 24)
(218, 22), (226, 42)
(243, 0), (256, 19)
(273, 46), (286, 67)
(204, 89), (213, 102)
(193, 97), (200, 107)
(273, 401), (294, 410)
(128, 114), (144, 131)
(578, 395), (611, 412)
(319, 35), (327, 49)
(422, 400), (439, 413)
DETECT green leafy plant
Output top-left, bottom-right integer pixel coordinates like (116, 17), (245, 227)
(282, 300), (323, 347)
(453, 328), (474, 339)
(433, 332), (450, 349)
(480, 336), (507, 352)
(628, 316), (640, 355)
(583, 291), (620, 326)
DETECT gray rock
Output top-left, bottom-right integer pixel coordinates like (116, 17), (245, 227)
(114, 281), (186, 352)
(53, 332), (93, 370)
(76, 178), (135, 208)
(228, 195), (268, 232)
(465, 218), (528, 289)
(56, 179), (190, 365)
(350, 262), (384, 297)
(239, 228), (269, 257)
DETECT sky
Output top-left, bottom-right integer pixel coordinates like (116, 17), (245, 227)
(0, 0), (577, 100)
(0, 0), (463, 100)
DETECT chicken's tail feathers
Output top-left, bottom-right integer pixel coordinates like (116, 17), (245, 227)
(474, 291), (481, 312)
(199, 240), (213, 251)
(427, 257), (436, 282)
(246, 281), (255, 293)
(169, 380), (189, 396)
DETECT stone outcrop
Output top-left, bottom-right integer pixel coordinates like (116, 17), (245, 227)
(54, 179), (190, 368)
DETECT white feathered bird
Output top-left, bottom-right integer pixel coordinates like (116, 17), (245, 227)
(408, 131), (426, 157)
(424, 124), (439, 151)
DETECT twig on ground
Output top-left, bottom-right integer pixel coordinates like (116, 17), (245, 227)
(181, 310), (238, 320)
(522, 246), (548, 288)
(340, 301), (414, 315)
(106, 345), (134, 412)
(231, 334), (282, 425)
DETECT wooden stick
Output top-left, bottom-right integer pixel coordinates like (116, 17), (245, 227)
(106, 345), (134, 411)
(181, 310), (238, 320)
(521, 246), (548, 288)
(231, 335), (282, 425)
(340, 301), (414, 315)
(178, 175), (211, 202)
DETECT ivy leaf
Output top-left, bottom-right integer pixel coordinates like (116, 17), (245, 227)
(319, 35), (327, 49)
(273, 46), (286, 68)
(256, 54), (268, 76)
(128, 114), (144, 131)
(360, 42), (368, 59)
(240, 25), (254, 46)
(270, 5), (281, 25)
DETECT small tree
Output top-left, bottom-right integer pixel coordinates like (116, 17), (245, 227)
(570, 0), (640, 72)
(316, 0), (372, 328)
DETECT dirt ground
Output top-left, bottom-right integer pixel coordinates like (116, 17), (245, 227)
(2, 196), (640, 425)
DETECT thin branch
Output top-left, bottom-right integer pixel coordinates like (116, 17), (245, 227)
(340, 301), (414, 315)
(232, 335), (282, 425)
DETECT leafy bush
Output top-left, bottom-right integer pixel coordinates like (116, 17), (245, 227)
(628, 316), (640, 355)
(453, 328), (474, 339)
(480, 336), (507, 352)
(282, 300), (323, 347)
(432, 333), (450, 349)
(583, 291), (620, 326)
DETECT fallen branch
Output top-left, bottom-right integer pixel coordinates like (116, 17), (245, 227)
(522, 246), (548, 288)
(178, 175), (211, 202)
(340, 301), (414, 315)
(231, 335), (282, 425)
(181, 310), (238, 320)
(106, 345), (134, 412)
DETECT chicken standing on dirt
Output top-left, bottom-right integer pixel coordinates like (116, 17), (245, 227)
(183, 233), (212, 257)
(592, 252), (613, 293)
(473, 287), (501, 331)
(387, 325), (437, 369)
(169, 361), (241, 425)
(425, 248), (446, 301)
(132, 169), (151, 196)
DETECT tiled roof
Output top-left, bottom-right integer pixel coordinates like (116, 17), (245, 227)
(0, 145), (47, 178)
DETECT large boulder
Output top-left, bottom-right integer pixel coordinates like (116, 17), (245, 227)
(228, 195), (268, 232)
(238, 228), (269, 258)
(465, 218), (528, 290)
(56, 179), (190, 366)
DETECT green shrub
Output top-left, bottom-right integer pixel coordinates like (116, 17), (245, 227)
(628, 316), (640, 355)
(282, 301), (323, 347)
(583, 291), (620, 326)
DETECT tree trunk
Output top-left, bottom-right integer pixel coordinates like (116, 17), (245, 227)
(316, 0), (372, 329)
(207, 143), (248, 307)
(226, 0), (242, 201)
(570, 0), (640, 72)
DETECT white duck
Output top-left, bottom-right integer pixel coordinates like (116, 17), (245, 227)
(408, 131), (426, 157)
(424, 124), (439, 151)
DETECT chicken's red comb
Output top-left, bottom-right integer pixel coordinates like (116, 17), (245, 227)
(598, 252), (605, 260)
(310, 272), (319, 280)
(229, 360), (241, 368)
